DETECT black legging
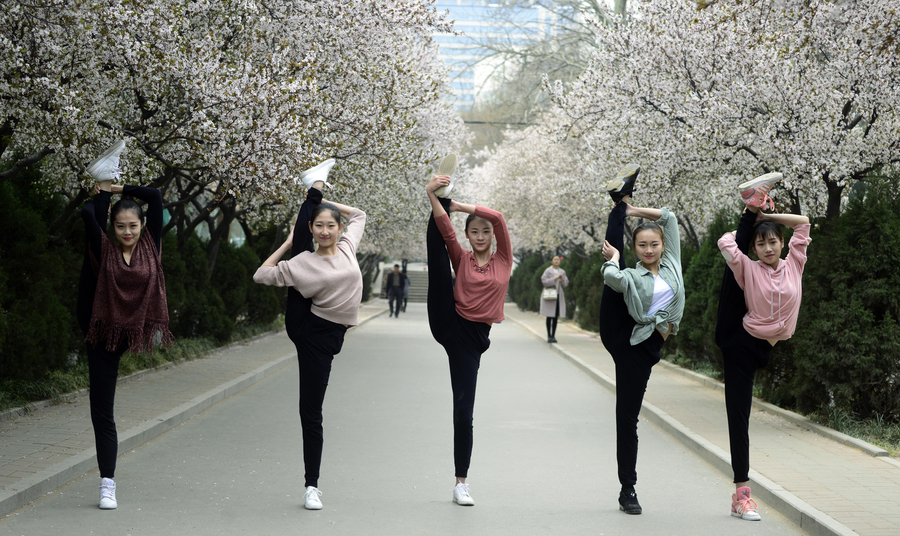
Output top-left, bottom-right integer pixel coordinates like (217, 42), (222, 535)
(285, 187), (347, 488)
(598, 202), (665, 488)
(427, 198), (491, 478)
(715, 209), (772, 484)
(87, 341), (127, 478)
(545, 299), (560, 337)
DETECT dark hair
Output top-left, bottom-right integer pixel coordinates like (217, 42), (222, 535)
(631, 221), (665, 252)
(310, 202), (341, 224)
(110, 198), (145, 225)
(465, 214), (493, 232)
(393, 264), (400, 268)
(751, 221), (783, 246)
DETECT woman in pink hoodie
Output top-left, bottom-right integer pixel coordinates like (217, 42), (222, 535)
(715, 172), (811, 522)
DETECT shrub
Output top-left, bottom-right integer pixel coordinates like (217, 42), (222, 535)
(0, 179), (75, 380)
(784, 180), (900, 420)
(509, 253), (545, 312)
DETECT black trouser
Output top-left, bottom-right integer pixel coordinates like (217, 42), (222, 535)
(427, 199), (491, 478)
(545, 299), (560, 338)
(88, 341), (127, 479)
(715, 209), (772, 484)
(598, 201), (665, 488)
(388, 287), (404, 316)
(285, 187), (348, 488)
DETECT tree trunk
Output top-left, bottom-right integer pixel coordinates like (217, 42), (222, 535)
(825, 177), (845, 220)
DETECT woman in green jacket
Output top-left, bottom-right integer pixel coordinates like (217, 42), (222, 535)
(599, 164), (685, 515)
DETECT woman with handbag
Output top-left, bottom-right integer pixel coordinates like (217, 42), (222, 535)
(540, 256), (568, 343)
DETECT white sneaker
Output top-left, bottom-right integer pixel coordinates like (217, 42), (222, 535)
(304, 486), (323, 510)
(299, 159), (336, 189)
(433, 153), (458, 198)
(99, 477), (117, 510)
(453, 482), (474, 506)
(86, 140), (126, 183)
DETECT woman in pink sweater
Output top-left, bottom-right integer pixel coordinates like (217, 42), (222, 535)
(426, 171), (512, 507)
(715, 172), (811, 522)
(253, 161), (366, 511)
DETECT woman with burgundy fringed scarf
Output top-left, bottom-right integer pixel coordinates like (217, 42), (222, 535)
(79, 140), (173, 511)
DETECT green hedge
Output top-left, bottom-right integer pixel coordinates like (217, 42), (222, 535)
(0, 168), (284, 381)
(510, 185), (900, 422)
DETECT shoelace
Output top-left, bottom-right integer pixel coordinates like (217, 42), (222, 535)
(306, 488), (322, 500)
(736, 496), (758, 514)
(456, 483), (471, 498)
(100, 483), (115, 499)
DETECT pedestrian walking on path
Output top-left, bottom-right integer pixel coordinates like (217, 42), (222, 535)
(79, 139), (174, 510)
(425, 155), (513, 507)
(386, 264), (407, 317)
(599, 164), (685, 515)
(715, 172), (811, 522)
(540, 255), (569, 343)
(253, 159), (367, 511)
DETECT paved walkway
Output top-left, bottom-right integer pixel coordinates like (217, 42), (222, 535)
(504, 307), (900, 536)
(0, 303), (385, 515)
(0, 300), (897, 535)
(0, 303), (804, 535)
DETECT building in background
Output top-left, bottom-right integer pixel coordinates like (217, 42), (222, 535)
(435, 1), (560, 111)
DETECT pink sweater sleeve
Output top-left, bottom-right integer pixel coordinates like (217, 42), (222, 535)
(341, 209), (367, 255)
(717, 232), (753, 290)
(474, 206), (512, 267)
(785, 223), (812, 272)
(253, 259), (298, 288)
(435, 213), (464, 274)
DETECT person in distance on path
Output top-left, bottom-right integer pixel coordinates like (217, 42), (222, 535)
(385, 264), (407, 317)
(599, 164), (685, 515)
(80, 139), (174, 510)
(715, 172), (811, 522)
(253, 159), (366, 511)
(425, 159), (512, 507)
(540, 255), (569, 343)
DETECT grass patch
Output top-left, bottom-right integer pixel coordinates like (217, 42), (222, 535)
(0, 318), (284, 414)
(664, 350), (723, 381)
(815, 407), (900, 456)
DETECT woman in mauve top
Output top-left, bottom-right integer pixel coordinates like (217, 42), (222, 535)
(426, 171), (512, 507)
(79, 139), (173, 511)
(715, 172), (811, 522)
(253, 162), (366, 511)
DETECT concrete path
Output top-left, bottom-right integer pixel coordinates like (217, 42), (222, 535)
(505, 307), (900, 536)
(0, 303), (804, 535)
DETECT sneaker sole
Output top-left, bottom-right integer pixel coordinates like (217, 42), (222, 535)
(86, 140), (126, 176)
(299, 158), (336, 180)
(453, 498), (474, 506)
(619, 505), (641, 515)
(738, 172), (782, 190)
(436, 153), (458, 176)
(731, 511), (760, 521)
(433, 154), (458, 198)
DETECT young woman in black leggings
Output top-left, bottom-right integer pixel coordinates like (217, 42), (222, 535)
(426, 170), (512, 506)
(598, 164), (684, 515)
(79, 140), (172, 510)
(254, 161), (366, 511)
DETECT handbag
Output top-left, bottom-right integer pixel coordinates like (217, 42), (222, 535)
(541, 287), (558, 301)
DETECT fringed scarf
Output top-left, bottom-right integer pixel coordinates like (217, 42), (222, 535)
(86, 230), (174, 353)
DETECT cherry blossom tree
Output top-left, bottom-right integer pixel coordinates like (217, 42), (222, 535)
(474, 0), (900, 255)
(546, 0), (900, 221)
(0, 0), (465, 272)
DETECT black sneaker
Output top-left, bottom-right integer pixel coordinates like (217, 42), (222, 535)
(607, 164), (640, 204)
(618, 489), (642, 515)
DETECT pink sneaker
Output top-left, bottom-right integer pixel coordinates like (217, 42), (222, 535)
(739, 172), (782, 210)
(731, 486), (761, 521)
